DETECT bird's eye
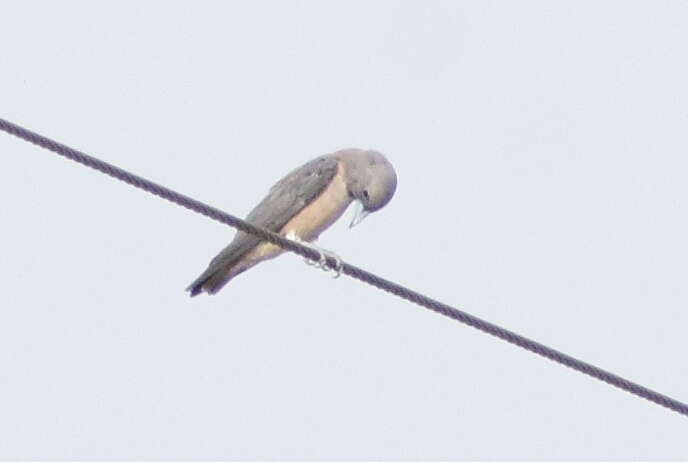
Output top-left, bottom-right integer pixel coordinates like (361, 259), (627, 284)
(363, 190), (370, 201)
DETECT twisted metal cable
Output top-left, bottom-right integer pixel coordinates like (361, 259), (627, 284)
(2, 117), (686, 417)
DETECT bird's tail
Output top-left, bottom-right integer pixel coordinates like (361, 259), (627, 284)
(186, 259), (247, 296)
(186, 271), (213, 297)
(187, 237), (264, 296)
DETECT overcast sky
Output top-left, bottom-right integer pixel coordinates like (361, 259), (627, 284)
(2, 1), (687, 461)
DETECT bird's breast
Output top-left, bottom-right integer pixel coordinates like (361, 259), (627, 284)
(244, 162), (352, 263)
(280, 162), (352, 241)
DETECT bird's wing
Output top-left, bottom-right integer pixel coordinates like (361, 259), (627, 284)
(187, 155), (340, 294)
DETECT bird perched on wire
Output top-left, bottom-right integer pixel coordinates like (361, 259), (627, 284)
(187, 148), (398, 296)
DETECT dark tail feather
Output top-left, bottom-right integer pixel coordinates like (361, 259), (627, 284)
(186, 271), (213, 297)
(187, 242), (254, 296)
(186, 264), (246, 297)
(186, 263), (225, 297)
(187, 279), (208, 297)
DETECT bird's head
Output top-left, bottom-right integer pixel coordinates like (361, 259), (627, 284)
(337, 149), (397, 227)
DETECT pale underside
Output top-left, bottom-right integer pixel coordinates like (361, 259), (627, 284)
(187, 154), (351, 294)
(244, 162), (351, 263)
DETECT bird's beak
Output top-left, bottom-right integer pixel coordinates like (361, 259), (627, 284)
(349, 200), (370, 228)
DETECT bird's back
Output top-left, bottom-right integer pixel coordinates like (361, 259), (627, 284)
(187, 155), (340, 295)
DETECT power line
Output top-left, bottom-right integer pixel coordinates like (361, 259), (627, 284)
(2, 117), (687, 418)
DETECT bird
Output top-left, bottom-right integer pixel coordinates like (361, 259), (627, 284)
(186, 148), (398, 296)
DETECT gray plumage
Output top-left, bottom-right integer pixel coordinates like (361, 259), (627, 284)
(187, 148), (397, 296)
(339, 149), (397, 216)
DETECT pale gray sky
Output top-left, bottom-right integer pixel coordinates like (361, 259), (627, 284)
(2, 1), (687, 461)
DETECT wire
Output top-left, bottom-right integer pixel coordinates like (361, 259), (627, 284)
(2, 117), (687, 418)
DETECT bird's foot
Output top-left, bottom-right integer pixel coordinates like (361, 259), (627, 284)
(313, 247), (343, 278)
(285, 233), (343, 278)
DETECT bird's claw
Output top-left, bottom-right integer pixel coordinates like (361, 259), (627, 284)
(304, 255), (319, 266)
(286, 233), (342, 278)
(302, 249), (342, 277)
(320, 250), (343, 278)
(302, 251), (326, 268)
